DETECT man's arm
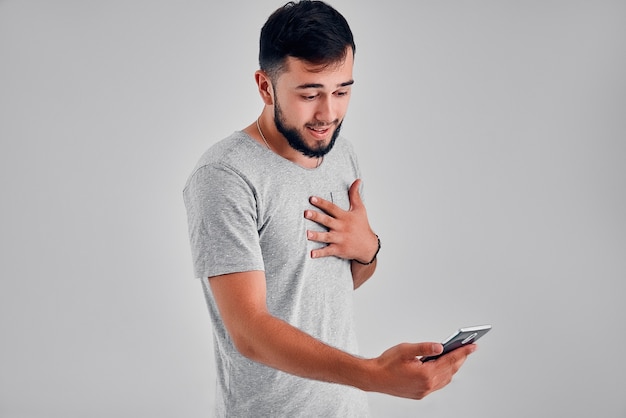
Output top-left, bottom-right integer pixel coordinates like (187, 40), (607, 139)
(209, 269), (477, 399)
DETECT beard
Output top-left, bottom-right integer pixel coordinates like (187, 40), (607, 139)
(274, 100), (342, 159)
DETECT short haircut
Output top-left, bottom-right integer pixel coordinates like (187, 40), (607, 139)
(259, 0), (356, 80)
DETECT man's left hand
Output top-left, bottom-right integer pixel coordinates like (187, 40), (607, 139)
(305, 179), (378, 263)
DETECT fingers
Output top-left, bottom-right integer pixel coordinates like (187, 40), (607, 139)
(310, 243), (335, 259)
(308, 178), (363, 214)
(408, 342), (444, 359)
(347, 179), (363, 210)
(424, 342), (445, 357)
(304, 206), (337, 230)
(428, 344), (477, 377)
(305, 179), (363, 230)
(304, 205), (341, 259)
(308, 195), (338, 216)
(417, 344), (475, 398)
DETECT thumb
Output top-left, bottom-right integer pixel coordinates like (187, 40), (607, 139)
(409, 342), (444, 358)
(348, 179), (363, 210)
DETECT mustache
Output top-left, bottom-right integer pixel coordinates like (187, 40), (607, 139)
(306, 120), (340, 128)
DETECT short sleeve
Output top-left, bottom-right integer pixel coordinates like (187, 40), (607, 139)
(183, 163), (265, 279)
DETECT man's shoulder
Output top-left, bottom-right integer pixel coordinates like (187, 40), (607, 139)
(195, 131), (258, 168)
(184, 131), (260, 191)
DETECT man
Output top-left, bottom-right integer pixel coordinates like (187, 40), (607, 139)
(183, 1), (476, 416)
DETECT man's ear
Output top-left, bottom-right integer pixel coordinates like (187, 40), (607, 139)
(255, 70), (274, 106)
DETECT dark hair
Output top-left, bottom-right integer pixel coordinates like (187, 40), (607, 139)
(259, 0), (355, 80)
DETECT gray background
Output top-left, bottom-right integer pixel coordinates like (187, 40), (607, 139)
(1, 1), (625, 417)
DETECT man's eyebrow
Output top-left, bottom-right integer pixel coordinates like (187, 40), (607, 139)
(295, 80), (355, 89)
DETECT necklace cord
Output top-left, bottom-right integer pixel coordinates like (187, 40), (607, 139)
(256, 118), (272, 151)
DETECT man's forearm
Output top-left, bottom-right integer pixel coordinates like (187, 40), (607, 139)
(235, 310), (374, 391)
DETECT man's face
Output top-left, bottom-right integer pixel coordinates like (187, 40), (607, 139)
(271, 49), (354, 158)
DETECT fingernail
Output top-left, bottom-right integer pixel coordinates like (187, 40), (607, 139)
(310, 196), (318, 203)
(305, 211), (312, 219)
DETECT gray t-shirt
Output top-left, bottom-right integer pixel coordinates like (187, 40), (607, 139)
(183, 131), (370, 417)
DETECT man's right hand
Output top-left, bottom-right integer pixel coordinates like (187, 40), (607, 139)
(364, 342), (477, 399)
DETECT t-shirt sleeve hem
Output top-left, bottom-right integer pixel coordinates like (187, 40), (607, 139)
(193, 264), (265, 280)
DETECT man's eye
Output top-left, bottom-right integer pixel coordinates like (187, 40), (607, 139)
(303, 95), (318, 100)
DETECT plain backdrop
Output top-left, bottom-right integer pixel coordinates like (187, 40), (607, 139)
(1, 1), (625, 417)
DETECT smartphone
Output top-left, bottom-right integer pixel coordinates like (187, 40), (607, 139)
(420, 324), (491, 362)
